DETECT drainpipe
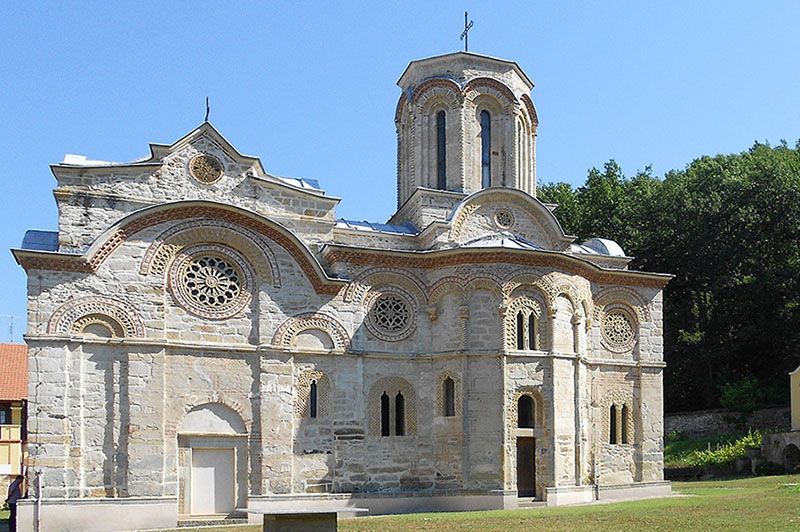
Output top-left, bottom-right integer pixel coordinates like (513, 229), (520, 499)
(35, 469), (41, 532)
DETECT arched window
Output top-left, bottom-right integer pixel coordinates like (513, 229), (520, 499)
(381, 392), (390, 436)
(437, 110), (447, 189)
(309, 380), (318, 419)
(516, 311), (525, 349)
(443, 377), (455, 417)
(480, 110), (491, 188)
(518, 395), (535, 428)
(621, 405), (629, 444)
(528, 314), (537, 350)
(609, 405), (618, 444)
(395, 392), (406, 436)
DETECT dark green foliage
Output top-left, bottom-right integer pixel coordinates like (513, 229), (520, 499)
(755, 461), (785, 476)
(720, 378), (764, 427)
(538, 142), (800, 411)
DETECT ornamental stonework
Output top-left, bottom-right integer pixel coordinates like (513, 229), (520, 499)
(295, 369), (330, 419)
(599, 305), (638, 353)
(168, 244), (254, 319)
(435, 371), (463, 417)
(494, 209), (514, 229)
(272, 312), (350, 351)
(367, 293), (413, 341)
(48, 296), (145, 338)
(367, 376), (417, 436)
(602, 311), (634, 348)
(188, 153), (224, 184)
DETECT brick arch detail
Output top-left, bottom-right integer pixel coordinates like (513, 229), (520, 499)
(272, 312), (350, 351)
(139, 217), (280, 288)
(48, 296), (145, 338)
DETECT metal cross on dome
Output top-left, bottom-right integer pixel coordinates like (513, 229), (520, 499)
(460, 11), (474, 52)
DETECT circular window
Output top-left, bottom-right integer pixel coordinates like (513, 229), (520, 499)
(495, 209), (514, 229)
(189, 154), (224, 184)
(169, 245), (253, 319)
(601, 310), (635, 350)
(366, 291), (416, 341)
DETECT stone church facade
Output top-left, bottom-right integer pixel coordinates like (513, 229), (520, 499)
(14, 52), (671, 531)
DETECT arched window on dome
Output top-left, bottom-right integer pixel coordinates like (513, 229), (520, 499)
(437, 110), (447, 189)
(480, 110), (492, 188)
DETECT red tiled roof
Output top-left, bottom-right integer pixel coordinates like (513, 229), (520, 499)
(0, 343), (27, 401)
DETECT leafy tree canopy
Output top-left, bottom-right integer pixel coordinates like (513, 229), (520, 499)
(538, 142), (800, 411)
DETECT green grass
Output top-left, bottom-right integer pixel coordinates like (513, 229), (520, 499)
(664, 430), (752, 467)
(160, 475), (800, 532)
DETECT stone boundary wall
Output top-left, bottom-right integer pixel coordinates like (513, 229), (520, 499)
(665, 407), (790, 438)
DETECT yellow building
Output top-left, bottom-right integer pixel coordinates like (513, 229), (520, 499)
(0, 343), (27, 493)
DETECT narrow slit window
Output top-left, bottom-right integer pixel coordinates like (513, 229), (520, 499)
(437, 110), (447, 189)
(443, 377), (455, 417)
(528, 314), (536, 350)
(518, 395), (535, 428)
(516, 311), (525, 350)
(621, 405), (629, 444)
(309, 380), (318, 419)
(381, 392), (390, 436)
(395, 392), (405, 436)
(610, 405), (618, 444)
(480, 110), (491, 188)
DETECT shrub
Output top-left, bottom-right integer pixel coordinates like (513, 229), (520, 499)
(685, 430), (762, 467)
(755, 461), (785, 476)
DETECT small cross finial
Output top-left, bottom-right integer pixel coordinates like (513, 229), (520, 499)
(205, 97), (210, 122)
(460, 11), (474, 52)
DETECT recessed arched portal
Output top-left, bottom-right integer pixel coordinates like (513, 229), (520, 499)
(782, 443), (800, 473)
(178, 403), (248, 517)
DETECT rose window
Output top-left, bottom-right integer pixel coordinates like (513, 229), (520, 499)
(189, 154), (223, 184)
(183, 255), (241, 308)
(602, 310), (635, 348)
(169, 245), (253, 319)
(366, 292), (416, 341)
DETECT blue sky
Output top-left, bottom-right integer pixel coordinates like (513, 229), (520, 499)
(2, 1), (799, 342)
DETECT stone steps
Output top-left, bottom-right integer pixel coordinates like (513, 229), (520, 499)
(517, 499), (546, 509)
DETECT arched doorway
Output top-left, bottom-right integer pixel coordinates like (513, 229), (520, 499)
(782, 444), (800, 473)
(178, 403), (248, 517)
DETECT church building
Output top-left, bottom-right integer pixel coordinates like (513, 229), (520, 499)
(13, 51), (671, 532)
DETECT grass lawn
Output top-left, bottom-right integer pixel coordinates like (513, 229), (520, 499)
(159, 475), (800, 532)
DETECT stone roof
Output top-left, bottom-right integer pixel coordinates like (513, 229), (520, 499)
(0, 343), (27, 401)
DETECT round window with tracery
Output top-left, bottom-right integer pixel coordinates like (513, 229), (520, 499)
(169, 245), (254, 319)
(495, 209), (514, 229)
(366, 292), (416, 341)
(601, 310), (635, 350)
(189, 154), (223, 184)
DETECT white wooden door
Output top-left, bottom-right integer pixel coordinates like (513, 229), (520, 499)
(191, 448), (235, 515)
